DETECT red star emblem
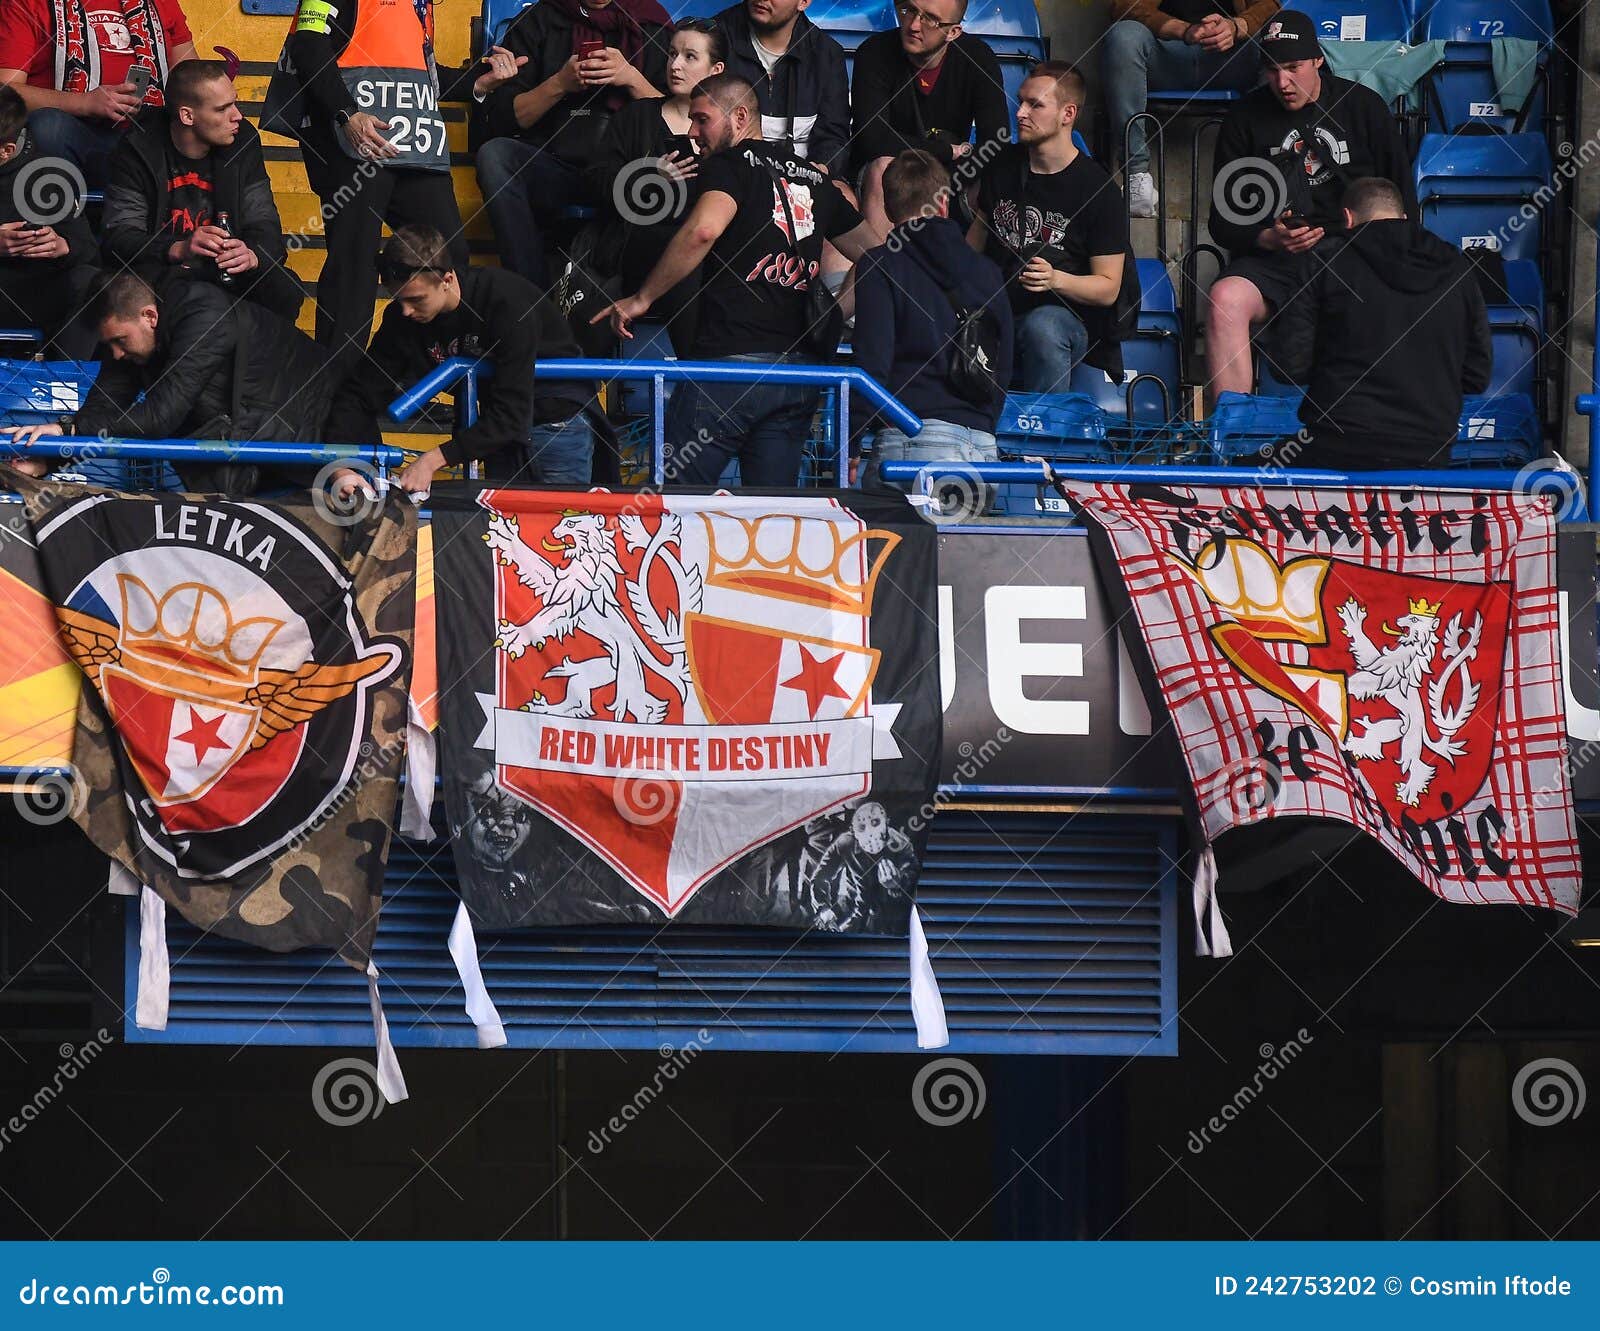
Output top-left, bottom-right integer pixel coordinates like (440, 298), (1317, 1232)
(174, 707), (229, 762)
(780, 646), (851, 719)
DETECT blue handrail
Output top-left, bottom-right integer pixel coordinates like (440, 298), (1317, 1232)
(879, 459), (1583, 512)
(386, 356), (924, 484)
(1571, 223), (1600, 517)
(0, 438), (407, 466)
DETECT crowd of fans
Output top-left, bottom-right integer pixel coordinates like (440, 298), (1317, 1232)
(0, 0), (1497, 492)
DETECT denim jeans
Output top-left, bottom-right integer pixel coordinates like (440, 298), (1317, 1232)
(1101, 20), (1260, 172)
(524, 412), (595, 485)
(1015, 305), (1090, 394)
(25, 109), (121, 190)
(866, 420), (998, 519)
(662, 357), (819, 487)
(474, 137), (586, 286)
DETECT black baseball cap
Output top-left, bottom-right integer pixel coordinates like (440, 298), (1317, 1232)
(1259, 11), (1323, 65)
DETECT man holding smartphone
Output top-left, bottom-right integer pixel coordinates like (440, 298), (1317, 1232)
(474, 0), (672, 285)
(0, 88), (99, 356)
(1204, 10), (1413, 404)
(0, 0), (198, 188)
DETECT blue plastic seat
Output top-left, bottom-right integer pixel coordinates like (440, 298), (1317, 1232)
(1294, 0), (1412, 43)
(1415, 131), (1551, 261)
(1451, 392), (1539, 465)
(1207, 391), (1303, 463)
(1421, 0), (1552, 132)
(0, 358), (127, 487)
(993, 391), (1109, 461)
(1482, 257), (1541, 399)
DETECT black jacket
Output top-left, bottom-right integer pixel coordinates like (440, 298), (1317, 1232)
(848, 30), (1009, 172)
(74, 284), (338, 491)
(101, 109), (286, 288)
(478, 1), (671, 152)
(1277, 219), (1493, 468)
(323, 265), (588, 466)
(852, 216), (1013, 432)
(716, 3), (850, 176)
(0, 137), (97, 273)
(1209, 73), (1415, 257)
(585, 97), (691, 285)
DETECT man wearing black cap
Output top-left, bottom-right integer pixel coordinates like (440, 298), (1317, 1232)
(1204, 9), (1412, 404)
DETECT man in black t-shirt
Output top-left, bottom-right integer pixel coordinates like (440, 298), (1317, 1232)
(969, 61), (1139, 394)
(1205, 12), (1413, 404)
(598, 72), (881, 487)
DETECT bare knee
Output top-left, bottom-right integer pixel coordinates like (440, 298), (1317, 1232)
(1207, 277), (1264, 333)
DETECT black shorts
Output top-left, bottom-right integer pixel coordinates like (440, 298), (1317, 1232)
(1217, 249), (1318, 315)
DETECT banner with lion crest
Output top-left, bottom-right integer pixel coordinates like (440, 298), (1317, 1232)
(1059, 479), (1582, 955)
(430, 486), (942, 943)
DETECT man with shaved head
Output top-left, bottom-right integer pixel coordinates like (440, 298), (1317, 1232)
(597, 71), (882, 486)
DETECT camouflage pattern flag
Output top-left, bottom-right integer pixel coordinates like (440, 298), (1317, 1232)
(10, 470), (416, 1092)
(1059, 479), (1582, 955)
(429, 486), (946, 1044)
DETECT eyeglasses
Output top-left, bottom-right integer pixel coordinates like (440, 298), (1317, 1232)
(895, 2), (959, 32)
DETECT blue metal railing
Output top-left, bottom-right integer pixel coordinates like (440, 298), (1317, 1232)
(1573, 221), (1600, 511)
(386, 356), (924, 485)
(0, 438), (406, 468)
(879, 459), (1586, 517)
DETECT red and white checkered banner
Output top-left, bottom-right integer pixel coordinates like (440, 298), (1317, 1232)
(1058, 480), (1582, 955)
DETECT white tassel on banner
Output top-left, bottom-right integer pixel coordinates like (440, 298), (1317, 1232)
(365, 962), (409, 1104)
(399, 702), (437, 841)
(909, 907), (949, 1049)
(1191, 845), (1234, 958)
(447, 901), (507, 1049)
(135, 885), (169, 1030)
(106, 859), (140, 896)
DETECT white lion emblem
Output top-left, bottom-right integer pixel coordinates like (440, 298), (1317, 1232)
(1337, 594), (1482, 807)
(772, 181), (816, 243)
(486, 509), (703, 724)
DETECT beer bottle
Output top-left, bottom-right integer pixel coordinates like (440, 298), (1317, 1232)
(215, 210), (235, 287)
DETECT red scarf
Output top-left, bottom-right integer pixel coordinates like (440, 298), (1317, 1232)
(547, 0), (669, 70)
(52, 0), (171, 99)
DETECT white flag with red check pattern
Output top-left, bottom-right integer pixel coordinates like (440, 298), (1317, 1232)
(1059, 480), (1582, 955)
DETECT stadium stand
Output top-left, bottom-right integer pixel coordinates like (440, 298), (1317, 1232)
(1295, 0), (1412, 43)
(1420, 0), (1554, 134)
(1414, 130), (1552, 261)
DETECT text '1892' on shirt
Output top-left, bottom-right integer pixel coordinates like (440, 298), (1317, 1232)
(686, 140), (863, 360)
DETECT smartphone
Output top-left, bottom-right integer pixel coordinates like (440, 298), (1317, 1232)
(125, 63), (154, 100)
(577, 39), (605, 59)
(1279, 209), (1311, 231)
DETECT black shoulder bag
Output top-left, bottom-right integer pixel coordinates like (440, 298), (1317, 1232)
(760, 157), (844, 361)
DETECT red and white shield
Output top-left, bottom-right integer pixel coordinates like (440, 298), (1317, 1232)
(482, 491), (896, 915)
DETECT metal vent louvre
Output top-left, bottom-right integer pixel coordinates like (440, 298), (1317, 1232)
(124, 811), (1179, 1056)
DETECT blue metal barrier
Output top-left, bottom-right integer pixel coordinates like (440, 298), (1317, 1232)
(879, 459), (1583, 513)
(386, 356), (924, 485)
(1574, 225), (1600, 516)
(0, 438), (407, 468)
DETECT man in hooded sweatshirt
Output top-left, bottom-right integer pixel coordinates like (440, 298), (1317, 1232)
(1274, 176), (1492, 471)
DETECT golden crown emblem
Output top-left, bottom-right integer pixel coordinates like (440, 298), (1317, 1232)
(701, 514), (901, 615)
(1408, 595), (1443, 617)
(117, 574), (286, 694)
(1168, 541), (1329, 643)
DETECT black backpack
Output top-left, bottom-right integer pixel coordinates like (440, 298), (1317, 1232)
(937, 285), (1002, 409)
